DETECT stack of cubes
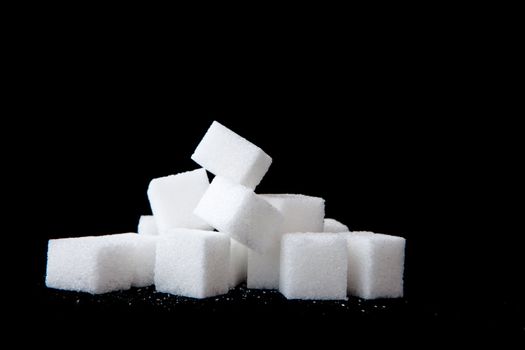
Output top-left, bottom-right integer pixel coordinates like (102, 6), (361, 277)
(45, 121), (406, 300)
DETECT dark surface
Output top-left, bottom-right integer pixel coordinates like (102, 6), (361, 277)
(13, 11), (523, 339)
(33, 283), (523, 334)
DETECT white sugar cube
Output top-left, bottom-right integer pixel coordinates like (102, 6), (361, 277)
(95, 234), (157, 288)
(341, 232), (405, 299)
(229, 239), (248, 288)
(155, 229), (230, 298)
(102, 233), (157, 288)
(147, 168), (212, 233)
(279, 233), (348, 300)
(46, 233), (137, 294)
(191, 121), (272, 189)
(247, 194), (325, 289)
(247, 250), (280, 289)
(130, 235), (158, 287)
(323, 218), (349, 233)
(194, 176), (284, 254)
(138, 215), (158, 235)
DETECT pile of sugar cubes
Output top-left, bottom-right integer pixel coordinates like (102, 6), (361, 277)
(46, 121), (406, 300)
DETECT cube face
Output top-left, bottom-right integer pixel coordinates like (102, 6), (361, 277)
(230, 239), (248, 288)
(247, 249), (280, 289)
(90, 233), (151, 291)
(279, 233), (348, 300)
(261, 194), (325, 233)
(45, 235), (135, 294)
(324, 218), (349, 233)
(193, 176), (250, 232)
(147, 169), (211, 233)
(232, 193), (284, 254)
(242, 150), (272, 189)
(132, 235), (158, 288)
(154, 229), (230, 299)
(342, 234), (372, 297)
(369, 234), (405, 298)
(138, 215), (158, 235)
(342, 233), (405, 299)
(98, 233), (157, 288)
(194, 177), (284, 254)
(46, 237), (98, 293)
(95, 244), (136, 293)
(191, 121), (272, 189)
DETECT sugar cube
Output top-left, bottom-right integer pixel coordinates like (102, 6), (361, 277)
(191, 121), (272, 189)
(147, 168), (212, 233)
(341, 232), (405, 299)
(279, 233), (348, 300)
(194, 176), (284, 254)
(155, 229), (230, 298)
(247, 250), (280, 289)
(46, 233), (137, 294)
(101, 233), (157, 288)
(138, 215), (158, 235)
(130, 235), (158, 287)
(229, 239), (248, 288)
(323, 218), (349, 233)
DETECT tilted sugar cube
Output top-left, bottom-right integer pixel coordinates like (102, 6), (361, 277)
(279, 233), (348, 300)
(194, 176), (284, 254)
(247, 194), (325, 289)
(323, 218), (349, 233)
(138, 215), (158, 235)
(340, 232), (405, 299)
(191, 121), (272, 189)
(155, 229), (230, 298)
(147, 168), (212, 233)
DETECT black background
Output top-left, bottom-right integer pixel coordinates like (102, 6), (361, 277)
(12, 7), (523, 340)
